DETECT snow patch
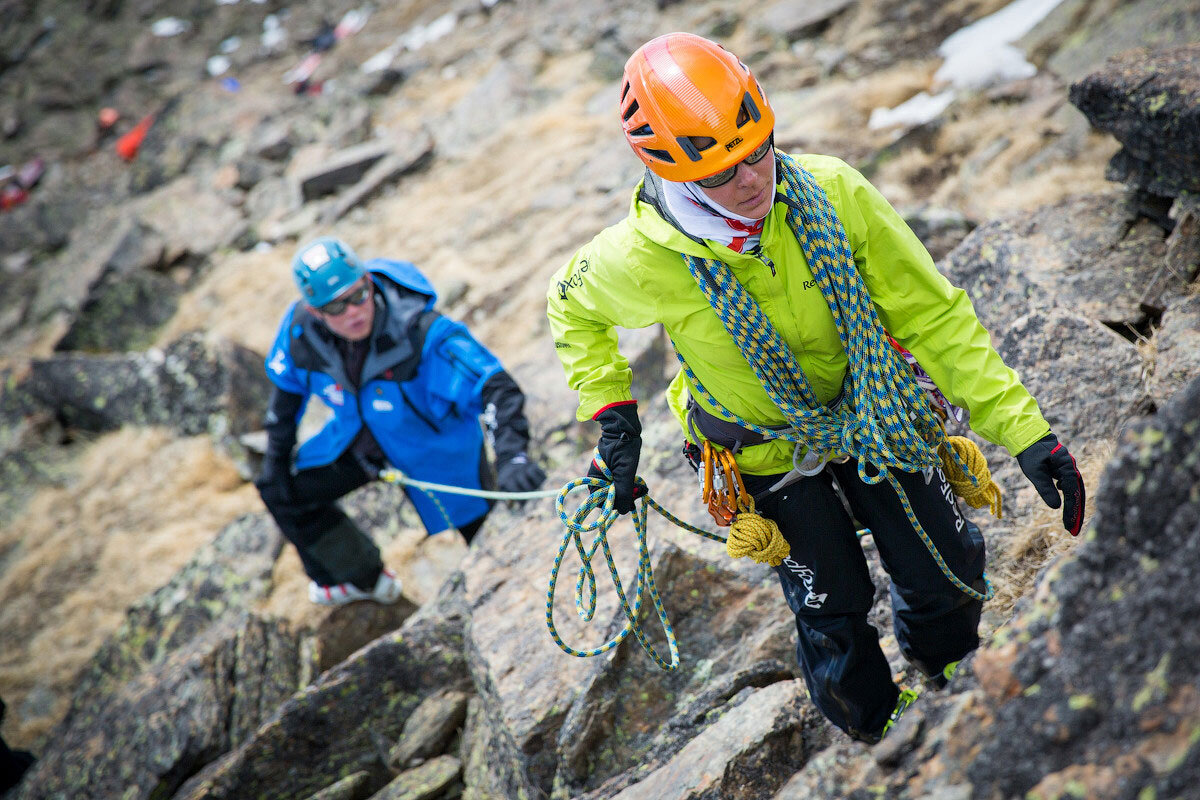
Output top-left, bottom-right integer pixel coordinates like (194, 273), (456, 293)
(935, 0), (1066, 90)
(868, 90), (955, 130)
(868, 0), (1065, 130)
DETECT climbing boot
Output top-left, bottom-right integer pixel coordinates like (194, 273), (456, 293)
(878, 688), (920, 741)
(926, 659), (960, 691)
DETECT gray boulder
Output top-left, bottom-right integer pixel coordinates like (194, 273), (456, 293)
(14, 332), (271, 439)
(552, 543), (802, 798)
(963, 373), (1200, 798)
(12, 516), (295, 800)
(373, 755), (462, 800)
(1147, 293), (1200, 407)
(302, 772), (373, 800)
(755, 0), (856, 43)
(387, 689), (471, 771)
(990, 307), (1145, 445)
(598, 680), (826, 800)
(172, 576), (474, 800)
(941, 193), (1157, 442)
(54, 223), (174, 353)
(1069, 43), (1200, 199)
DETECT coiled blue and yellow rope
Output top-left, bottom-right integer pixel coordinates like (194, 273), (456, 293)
(545, 452), (726, 671)
(675, 153), (993, 603)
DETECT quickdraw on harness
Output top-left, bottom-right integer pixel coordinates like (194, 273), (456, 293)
(698, 440), (790, 567)
(673, 152), (1000, 602)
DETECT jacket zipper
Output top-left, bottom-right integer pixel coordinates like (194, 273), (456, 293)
(398, 384), (441, 433)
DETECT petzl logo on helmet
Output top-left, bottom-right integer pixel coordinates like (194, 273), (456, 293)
(724, 136), (744, 152)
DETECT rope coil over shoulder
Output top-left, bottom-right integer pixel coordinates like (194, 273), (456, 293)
(674, 152), (999, 602)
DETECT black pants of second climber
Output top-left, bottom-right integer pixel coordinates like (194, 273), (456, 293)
(742, 458), (986, 742)
(258, 450), (492, 591)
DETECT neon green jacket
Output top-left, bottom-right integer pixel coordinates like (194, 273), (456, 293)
(546, 153), (1049, 475)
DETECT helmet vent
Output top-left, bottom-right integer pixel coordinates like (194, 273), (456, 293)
(629, 123), (653, 137)
(676, 136), (716, 162)
(622, 99), (640, 122)
(642, 147), (675, 164)
(739, 92), (762, 125)
(621, 81), (631, 101)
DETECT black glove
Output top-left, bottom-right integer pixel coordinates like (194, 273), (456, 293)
(497, 452), (547, 495)
(254, 457), (295, 509)
(257, 386), (302, 509)
(588, 402), (643, 514)
(1016, 432), (1086, 536)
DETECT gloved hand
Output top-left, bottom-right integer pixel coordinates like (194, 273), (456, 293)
(497, 452), (547, 495)
(1016, 432), (1086, 536)
(588, 402), (644, 514)
(254, 457), (295, 509)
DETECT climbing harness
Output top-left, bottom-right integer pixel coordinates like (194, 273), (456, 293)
(545, 452), (725, 671)
(673, 152), (1000, 602)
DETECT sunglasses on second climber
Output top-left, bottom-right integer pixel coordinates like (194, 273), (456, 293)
(318, 281), (371, 316)
(694, 134), (775, 189)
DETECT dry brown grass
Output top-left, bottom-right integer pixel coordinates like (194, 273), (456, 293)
(0, 429), (260, 747)
(157, 247), (296, 354)
(985, 438), (1116, 626)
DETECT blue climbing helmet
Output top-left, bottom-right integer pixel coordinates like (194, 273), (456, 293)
(292, 236), (366, 307)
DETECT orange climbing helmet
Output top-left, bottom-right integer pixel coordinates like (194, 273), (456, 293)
(620, 32), (775, 183)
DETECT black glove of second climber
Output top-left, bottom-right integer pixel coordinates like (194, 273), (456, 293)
(254, 456), (295, 509)
(497, 452), (547, 496)
(1016, 432), (1086, 536)
(587, 402), (644, 514)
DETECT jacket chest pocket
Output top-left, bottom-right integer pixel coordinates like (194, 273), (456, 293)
(365, 381), (443, 433)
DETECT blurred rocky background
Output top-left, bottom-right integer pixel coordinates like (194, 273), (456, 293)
(1, 0), (1198, 798)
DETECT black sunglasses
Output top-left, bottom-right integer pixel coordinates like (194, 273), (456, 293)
(319, 283), (371, 316)
(695, 134), (775, 189)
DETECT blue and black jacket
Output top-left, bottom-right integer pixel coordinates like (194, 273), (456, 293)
(262, 258), (530, 533)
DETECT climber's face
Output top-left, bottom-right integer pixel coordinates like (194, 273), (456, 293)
(695, 139), (776, 221)
(316, 279), (375, 341)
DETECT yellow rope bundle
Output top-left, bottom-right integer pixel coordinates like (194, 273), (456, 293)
(941, 436), (1003, 519)
(726, 510), (790, 566)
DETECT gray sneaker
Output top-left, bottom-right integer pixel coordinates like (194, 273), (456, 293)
(308, 569), (403, 606)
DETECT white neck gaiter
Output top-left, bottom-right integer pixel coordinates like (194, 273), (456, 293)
(658, 160), (776, 254)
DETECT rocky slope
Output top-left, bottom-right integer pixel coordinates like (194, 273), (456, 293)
(1, 1), (1199, 798)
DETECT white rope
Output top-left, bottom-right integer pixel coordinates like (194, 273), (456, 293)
(378, 468), (561, 500)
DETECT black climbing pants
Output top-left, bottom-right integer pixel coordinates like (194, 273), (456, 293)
(743, 458), (986, 742)
(0, 696), (35, 793)
(258, 450), (492, 590)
